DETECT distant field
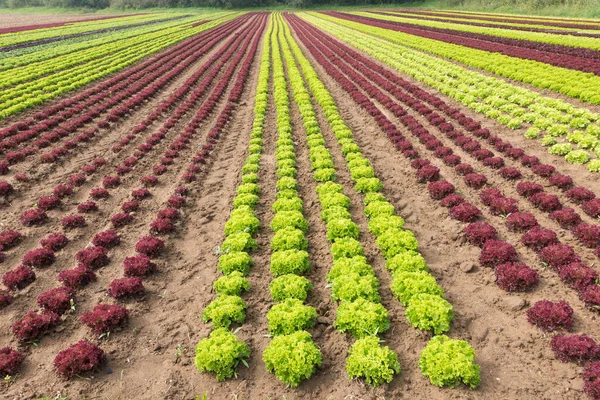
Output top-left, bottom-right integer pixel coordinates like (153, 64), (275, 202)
(0, 9), (599, 400)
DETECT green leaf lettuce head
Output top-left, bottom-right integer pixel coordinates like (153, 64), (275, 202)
(263, 330), (322, 387)
(327, 256), (373, 283)
(335, 298), (390, 338)
(270, 249), (310, 276)
(213, 272), (250, 296)
(331, 272), (380, 303)
(195, 328), (250, 381)
(376, 229), (419, 259)
(270, 228), (307, 251)
(405, 293), (454, 335)
(202, 295), (247, 329)
(267, 298), (317, 335)
(346, 336), (400, 387)
(218, 251), (252, 276)
(269, 274), (313, 302)
(419, 335), (481, 389)
(391, 271), (443, 306)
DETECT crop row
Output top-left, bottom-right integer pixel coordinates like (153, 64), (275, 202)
(0, 14), (236, 119)
(320, 12), (600, 104)
(0, 13), (265, 380)
(194, 12), (271, 384)
(285, 13), (481, 389)
(289, 15), (600, 397)
(303, 13), (600, 171)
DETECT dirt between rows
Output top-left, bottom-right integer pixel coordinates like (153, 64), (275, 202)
(2, 13), (600, 400)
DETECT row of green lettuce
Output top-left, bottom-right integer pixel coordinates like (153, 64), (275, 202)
(192, 13), (271, 382)
(261, 17), (322, 388)
(282, 14), (481, 389)
(302, 12), (600, 172)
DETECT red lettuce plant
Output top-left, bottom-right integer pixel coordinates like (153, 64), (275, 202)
(0, 347), (25, 376)
(573, 224), (600, 248)
(583, 361), (600, 400)
(61, 215), (86, 229)
(450, 202), (481, 222)
(37, 286), (73, 315)
(19, 209), (48, 226)
(23, 248), (55, 268)
(548, 174), (573, 190)
(428, 180), (454, 200)
(92, 230), (120, 248)
(121, 201), (139, 213)
(551, 334), (600, 363)
(39, 233), (69, 253)
(482, 156), (504, 169)
(0, 289), (13, 308)
(416, 165), (440, 182)
(76, 246), (109, 269)
(67, 174), (86, 187)
(495, 262), (538, 292)
(13, 173), (28, 182)
(53, 184), (73, 198)
(57, 265), (96, 288)
(521, 156), (540, 167)
(108, 277), (145, 299)
(81, 304), (129, 336)
(480, 188), (502, 206)
(0, 181), (14, 197)
(479, 240), (518, 268)
(583, 199), (600, 218)
(464, 222), (497, 247)
(37, 195), (61, 210)
(516, 182), (543, 198)
(150, 218), (175, 234)
(566, 187), (595, 204)
(123, 254), (157, 277)
(498, 167), (522, 180)
(540, 245), (580, 268)
(549, 208), (582, 229)
(530, 193), (562, 212)
(131, 188), (151, 200)
(111, 213), (133, 228)
(54, 339), (105, 379)
(527, 300), (574, 332)
(157, 208), (180, 220)
(455, 163), (474, 175)
(532, 164), (555, 177)
(489, 196), (519, 216)
(440, 194), (464, 208)
(463, 173), (487, 189)
(135, 236), (165, 257)
(90, 188), (110, 199)
(168, 195), (186, 208)
(521, 227), (559, 252)
(12, 311), (59, 342)
(580, 285), (600, 310)
(77, 201), (98, 213)
(141, 175), (158, 187)
(2, 265), (35, 290)
(175, 186), (189, 196)
(0, 230), (21, 249)
(557, 263), (599, 292)
(102, 176), (120, 189)
(506, 212), (538, 232)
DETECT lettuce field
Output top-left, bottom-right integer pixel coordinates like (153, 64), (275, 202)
(1, 8), (600, 399)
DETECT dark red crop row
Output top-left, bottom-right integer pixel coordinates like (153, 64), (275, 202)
(326, 12), (600, 75)
(0, 13), (266, 380)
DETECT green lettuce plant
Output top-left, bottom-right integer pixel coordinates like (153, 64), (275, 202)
(269, 274), (313, 302)
(270, 249), (310, 276)
(213, 271), (250, 296)
(335, 298), (390, 338)
(267, 299), (317, 335)
(346, 336), (400, 387)
(405, 293), (454, 334)
(202, 295), (247, 328)
(195, 328), (250, 381)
